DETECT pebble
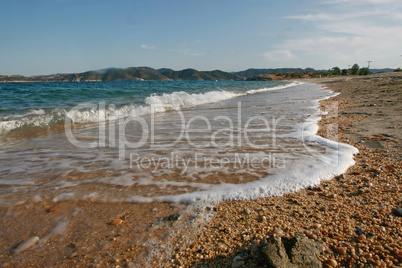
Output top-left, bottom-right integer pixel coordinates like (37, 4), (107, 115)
(325, 258), (338, 267)
(334, 247), (347, 255)
(392, 207), (402, 217)
(357, 234), (366, 241)
(48, 205), (61, 212)
(165, 214), (181, 222)
(67, 252), (78, 259)
(112, 219), (123, 225)
(313, 223), (322, 230)
(13, 236), (40, 253)
(355, 228), (365, 236)
(367, 232), (375, 239)
(231, 255), (244, 268)
(273, 229), (283, 235)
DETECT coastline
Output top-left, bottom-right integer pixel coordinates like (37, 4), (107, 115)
(173, 73), (401, 267)
(0, 74), (400, 267)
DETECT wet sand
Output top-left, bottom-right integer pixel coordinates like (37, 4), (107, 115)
(0, 73), (401, 267)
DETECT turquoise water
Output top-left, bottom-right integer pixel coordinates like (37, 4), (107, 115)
(0, 80), (288, 135)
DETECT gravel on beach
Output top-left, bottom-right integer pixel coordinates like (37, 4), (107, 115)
(173, 73), (401, 267)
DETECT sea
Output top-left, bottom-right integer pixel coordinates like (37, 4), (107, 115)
(0, 80), (358, 205)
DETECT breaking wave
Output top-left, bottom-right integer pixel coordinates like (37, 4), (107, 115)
(0, 81), (302, 135)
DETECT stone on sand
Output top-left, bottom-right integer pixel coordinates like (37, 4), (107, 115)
(260, 233), (323, 268)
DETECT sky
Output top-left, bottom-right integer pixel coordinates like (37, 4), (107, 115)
(1, 0), (401, 76)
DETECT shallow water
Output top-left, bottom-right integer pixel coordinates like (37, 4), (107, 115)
(0, 81), (357, 206)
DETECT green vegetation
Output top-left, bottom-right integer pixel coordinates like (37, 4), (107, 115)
(234, 68), (308, 78)
(328, 63), (372, 76)
(359, 67), (371, 76)
(350, 64), (360, 75)
(394, 67), (402, 72)
(331, 67), (341, 75)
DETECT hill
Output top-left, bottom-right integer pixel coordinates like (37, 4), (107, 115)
(158, 68), (242, 80)
(101, 67), (168, 81)
(0, 66), (396, 82)
(233, 68), (320, 78)
(0, 67), (242, 82)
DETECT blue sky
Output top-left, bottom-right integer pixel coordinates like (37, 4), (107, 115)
(1, 0), (401, 76)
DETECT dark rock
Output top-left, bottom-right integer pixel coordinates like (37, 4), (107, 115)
(260, 233), (323, 268)
(232, 255), (245, 268)
(164, 213), (181, 222)
(355, 228), (365, 236)
(284, 233), (324, 267)
(392, 207), (402, 217)
(261, 235), (292, 268)
(367, 232), (375, 239)
(335, 174), (345, 180)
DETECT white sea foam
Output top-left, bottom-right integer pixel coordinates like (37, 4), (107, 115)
(2, 109), (46, 119)
(0, 82), (299, 135)
(0, 82), (359, 209)
(154, 133), (358, 204)
(245, 81), (302, 94)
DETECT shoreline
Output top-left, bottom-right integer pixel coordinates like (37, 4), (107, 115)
(0, 74), (400, 267)
(173, 73), (401, 267)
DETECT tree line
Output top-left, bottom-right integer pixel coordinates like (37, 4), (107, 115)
(329, 64), (371, 76)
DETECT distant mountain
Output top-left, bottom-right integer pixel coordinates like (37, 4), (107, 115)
(158, 68), (242, 80)
(0, 67), (244, 82)
(158, 68), (200, 80)
(204, 70), (243, 80)
(370, 68), (394, 73)
(233, 68), (322, 78)
(0, 66), (395, 82)
(156, 68), (175, 73)
(101, 67), (168, 81)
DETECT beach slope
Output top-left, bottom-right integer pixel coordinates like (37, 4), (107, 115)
(174, 73), (401, 267)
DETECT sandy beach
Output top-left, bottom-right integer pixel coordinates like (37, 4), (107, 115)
(173, 73), (402, 267)
(0, 73), (401, 267)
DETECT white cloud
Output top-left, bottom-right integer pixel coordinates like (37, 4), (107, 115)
(263, 50), (295, 61)
(287, 9), (402, 22)
(286, 13), (336, 21)
(274, 0), (402, 67)
(141, 44), (156, 50)
(282, 36), (366, 61)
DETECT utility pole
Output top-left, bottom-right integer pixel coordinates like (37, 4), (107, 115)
(367, 61), (372, 69)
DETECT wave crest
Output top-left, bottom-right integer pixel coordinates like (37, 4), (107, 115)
(0, 82), (301, 135)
